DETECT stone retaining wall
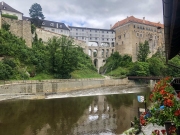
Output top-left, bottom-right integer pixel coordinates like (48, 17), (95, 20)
(0, 78), (135, 94)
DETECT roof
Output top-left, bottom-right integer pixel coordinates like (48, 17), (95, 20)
(69, 26), (114, 32)
(111, 16), (164, 29)
(23, 16), (69, 31)
(0, 1), (22, 14)
(163, 0), (180, 60)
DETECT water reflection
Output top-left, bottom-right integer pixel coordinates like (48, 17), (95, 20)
(0, 87), (150, 135)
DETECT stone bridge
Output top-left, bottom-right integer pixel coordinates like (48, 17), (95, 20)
(85, 46), (115, 72)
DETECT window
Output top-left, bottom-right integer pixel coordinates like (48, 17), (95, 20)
(122, 41), (123, 44)
(76, 37), (78, 39)
(76, 33), (78, 35)
(112, 32), (113, 34)
(60, 25), (62, 28)
(82, 37), (84, 39)
(107, 39), (109, 41)
(50, 23), (54, 26)
(118, 35), (121, 39)
(42, 22), (45, 25)
(124, 34), (126, 37)
(102, 35), (104, 37)
(107, 31), (108, 33)
(61, 30), (63, 32)
(95, 30), (97, 32)
(137, 33), (139, 36)
(95, 38), (97, 40)
(112, 39), (113, 41)
(140, 34), (142, 37)
(82, 29), (84, 31)
(102, 38), (104, 40)
(76, 29), (78, 31)
(102, 31), (104, 33)
(134, 25), (135, 28)
(90, 37), (92, 39)
(51, 29), (54, 31)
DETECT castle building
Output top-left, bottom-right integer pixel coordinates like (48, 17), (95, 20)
(112, 16), (164, 61)
(0, 1), (23, 20)
(69, 26), (115, 47)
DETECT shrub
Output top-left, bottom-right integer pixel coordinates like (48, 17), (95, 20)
(2, 14), (18, 20)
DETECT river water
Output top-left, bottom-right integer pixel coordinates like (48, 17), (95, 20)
(0, 86), (150, 135)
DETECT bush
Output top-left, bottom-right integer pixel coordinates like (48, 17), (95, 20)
(2, 14), (18, 20)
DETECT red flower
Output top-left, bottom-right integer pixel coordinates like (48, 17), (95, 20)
(174, 109), (180, 116)
(160, 90), (167, 95)
(161, 129), (166, 135)
(152, 130), (160, 135)
(164, 99), (174, 107)
(169, 126), (176, 134)
(177, 92), (180, 99)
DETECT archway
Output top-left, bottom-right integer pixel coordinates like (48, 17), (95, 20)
(106, 49), (109, 57)
(88, 49), (92, 57)
(94, 59), (98, 68)
(102, 49), (105, 57)
(93, 49), (98, 57)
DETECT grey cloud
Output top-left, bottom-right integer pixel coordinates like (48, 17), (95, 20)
(4, 0), (163, 28)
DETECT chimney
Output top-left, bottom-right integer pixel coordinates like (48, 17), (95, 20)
(57, 23), (58, 28)
(110, 24), (112, 29)
(143, 17), (145, 23)
(2, 1), (3, 5)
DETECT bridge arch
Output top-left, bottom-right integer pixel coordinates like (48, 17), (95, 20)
(94, 59), (98, 68)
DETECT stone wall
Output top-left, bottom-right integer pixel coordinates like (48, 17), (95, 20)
(36, 28), (87, 49)
(1, 17), (32, 47)
(0, 78), (135, 94)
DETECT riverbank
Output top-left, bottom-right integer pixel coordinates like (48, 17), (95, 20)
(0, 78), (135, 94)
(0, 78), (149, 101)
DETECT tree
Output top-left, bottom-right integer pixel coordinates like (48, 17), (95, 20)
(29, 3), (45, 27)
(137, 40), (150, 62)
(129, 61), (150, 76)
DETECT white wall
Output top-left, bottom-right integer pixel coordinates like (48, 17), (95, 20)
(1, 10), (22, 20)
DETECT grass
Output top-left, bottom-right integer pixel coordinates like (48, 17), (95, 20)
(71, 69), (104, 79)
(106, 67), (129, 78)
(29, 73), (54, 80)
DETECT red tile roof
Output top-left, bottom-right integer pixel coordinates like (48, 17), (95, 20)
(111, 16), (164, 29)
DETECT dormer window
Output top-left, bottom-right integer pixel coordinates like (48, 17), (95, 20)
(3, 6), (6, 9)
(42, 22), (45, 25)
(50, 23), (54, 26)
(60, 25), (62, 28)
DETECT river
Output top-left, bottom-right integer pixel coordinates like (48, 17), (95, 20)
(0, 85), (150, 135)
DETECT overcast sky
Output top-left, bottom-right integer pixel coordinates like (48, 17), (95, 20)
(3, 0), (163, 29)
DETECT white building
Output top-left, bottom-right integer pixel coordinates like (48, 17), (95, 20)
(0, 1), (23, 20)
(69, 26), (115, 47)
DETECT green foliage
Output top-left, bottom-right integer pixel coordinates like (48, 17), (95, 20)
(106, 67), (128, 78)
(31, 24), (36, 34)
(137, 40), (150, 62)
(0, 29), (97, 80)
(2, 14), (18, 20)
(100, 52), (132, 74)
(147, 56), (166, 76)
(166, 55), (180, 77)
(0, 61), (13, 80)
(2, 23), (10, 31)
(129, 61), (150, 76)
(29, 3), (45, 27)
(71, 69), (103, 79)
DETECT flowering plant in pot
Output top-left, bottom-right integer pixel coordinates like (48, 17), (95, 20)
(147, 77), (180, 135)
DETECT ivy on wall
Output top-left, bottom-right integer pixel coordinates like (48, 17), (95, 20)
(2, 14), (18, 20)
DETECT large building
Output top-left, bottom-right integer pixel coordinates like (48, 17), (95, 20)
(0, 1), (23, 20)
(112, 16), (164, 61)
(69, 26), (115, 47)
